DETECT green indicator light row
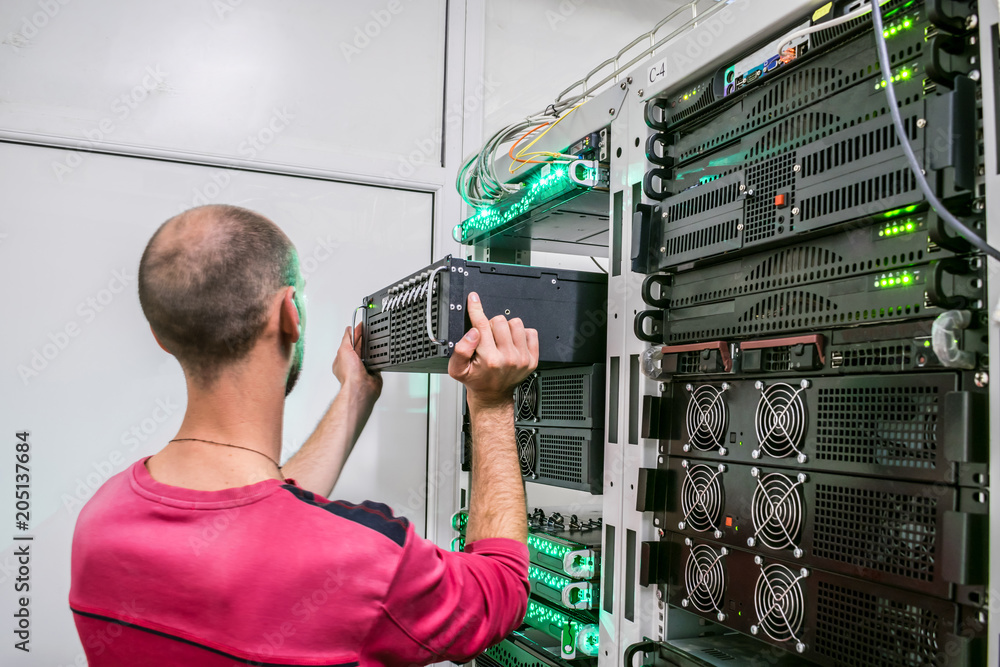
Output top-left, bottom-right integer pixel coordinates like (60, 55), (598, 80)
(882, 15), (915, 38)
(461, 167), (571, 240)
(530, 565), (574, 590)
(874, 270), (915, 288)
(524, 599), (599, 657)
(875, 68), (912, 88)
(528, 534), (573, 559)
(682, 89), (698, 101)
(879, 219), (917, 237)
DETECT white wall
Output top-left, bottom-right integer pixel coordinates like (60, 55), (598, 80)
(0, 0), (466, 664)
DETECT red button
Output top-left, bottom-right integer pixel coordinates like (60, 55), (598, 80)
(774, 193), (787, 207)
(725, 517), (733, 527)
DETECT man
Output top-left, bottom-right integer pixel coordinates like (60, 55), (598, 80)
(70, 204), (538, 666)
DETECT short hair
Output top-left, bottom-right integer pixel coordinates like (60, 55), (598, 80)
(138, 205), (296, 384)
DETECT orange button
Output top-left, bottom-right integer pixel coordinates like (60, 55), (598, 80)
(774, 193), (786, 207)
(725, 517), (733, 527)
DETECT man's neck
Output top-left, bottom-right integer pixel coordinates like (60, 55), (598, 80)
(146, 367), (287, 491)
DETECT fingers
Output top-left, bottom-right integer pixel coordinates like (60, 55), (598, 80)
(448, 327), (481, 380)
(490, 314), (514, 352)
(340, 326), (354, 352)
(508, 317), (527, 352)
(466, 292), (496, 353)
(352, 322), (364, 355)
(525, 328), (539, 368)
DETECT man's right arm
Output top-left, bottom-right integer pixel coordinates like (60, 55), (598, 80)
(361, 292), (538, 664)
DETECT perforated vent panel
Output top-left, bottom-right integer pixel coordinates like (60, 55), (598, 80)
(813, 485), (936, 583)
(539, 374), (586, 421)
(388, 289), (441, 365)
(666, 182), (742, 224)
(762, 347), (791, 372)
(800, 168), (917, 221)
(815, 582), (943, 666)
(744, 153), (795, 243)
(664, 218), (740, 258)
(748, 112), (839, 159)
(803, 117), (918, 177)
(815, 384), (941, 469)
(837, 344), (913, 371)
(538, 433), (585, 483)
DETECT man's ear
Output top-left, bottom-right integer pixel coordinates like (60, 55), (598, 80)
(280, 286), (301, 342)
(150, 327), (171, 354)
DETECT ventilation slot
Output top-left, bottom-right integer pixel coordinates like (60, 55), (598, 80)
(745, 152), (795, 243)
(388, 286), (441, 365)
(664, 218), (740, 260)
(800, 168), (917, 221)
(838, 344), (913, 370)
(802, 117), (918, 177)
(748, 112), (839, 159)
(666, 183), (742, 223)
(538, 433), (585, 483)
(539, 374), (586, 421)
(813, 485), (936, 583)
(749, 67), (845, 122)
(738, 290), (837, 323)
(814, 581), (942, 666)
(815, 385), (940, 469)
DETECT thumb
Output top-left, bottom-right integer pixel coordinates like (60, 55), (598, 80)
(448, 327), (480, 380)
(340, 326), (353, 351)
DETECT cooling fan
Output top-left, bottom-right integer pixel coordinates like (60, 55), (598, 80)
(682, 541), (728, 621)
(515, 375), (539, 422)
(679, 460), (726, 538)
(752, 561), (807, 653)
(754, 380), (808, 462)
(684, 383), (730, 453)
(516, 428), (538, 478)
(749, 469), (806, 557)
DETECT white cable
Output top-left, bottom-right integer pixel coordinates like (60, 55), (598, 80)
(870, 0), (1000, 261)
(777, 1), (874, 54)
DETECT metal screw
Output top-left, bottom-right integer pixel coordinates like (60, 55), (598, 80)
(626, 76), (633, 84)
(620, 82), (627, 90)
(797, 473), (808, 483)
(609, 108), (616, 115)
(751, 467), (760, 477)
(750, 625), (759, 635)
(450, 303), (455, 310)
(969, 69), (981, 82)
(974, 371), (989, 387)
(797, 453), (808, 464)
(713, 529), (723, 539)
(793, 547), (804, 558)
(682, 444), (691, 452)
(638, 89), (644, 97)
(739, 183), (746, 192)
(791, 206), (800, 216)
(737, 223), (744, 231)
(745, 189), (754, 196)
(796, 642), (806, 654)
(656, 588), (663, 600)
(684, 537), (693, 546)
(717, 612), (727, 622)
(916, 118), (927, 128)
(681, 459), (689, 469)
(793, 164), (801, 172)
(752, 449), (761, 459)
(678, 521), (686, 530)
(966, 14), (978, 29)
(551, 278), (557, 284)
(718, 447), (728, 456)
(681, 597), (688, 607)
(747, 537), (757, 547)
(754, 555), (763, 565)
(659, 383), (667, 392)
(660, 246), (666, 253)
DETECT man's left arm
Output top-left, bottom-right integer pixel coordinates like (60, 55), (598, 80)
(281, 325), (382, 496)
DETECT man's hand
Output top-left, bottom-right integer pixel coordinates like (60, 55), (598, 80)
(448, 292), (539, 410)
(333, 324), (383, 402)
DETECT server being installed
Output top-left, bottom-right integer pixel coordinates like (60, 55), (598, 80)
(360, 255), (607, 372)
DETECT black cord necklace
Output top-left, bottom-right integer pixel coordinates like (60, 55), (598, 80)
(169, 438), (282, 471)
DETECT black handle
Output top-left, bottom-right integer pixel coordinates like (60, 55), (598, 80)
(624, 640), (662, 667)
(645, 134), (675, 167)
(927, 258), (969, 309)
(634, 310), (664, 343)
(641, 274), (671, 308)
(643, 168), (672, 201)
(644, 98), (670, 130)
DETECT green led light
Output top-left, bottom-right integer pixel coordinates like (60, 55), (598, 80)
(462, 166), (581, 241)
(450, 536), (465, 552)
(451, 510), (468, 532)
(883, 205), (919, 220)
(923, 340), (931, 347)
(528, 534), (573, 559)
(524, 599), (599, 657)
(875, 270), (916, 290)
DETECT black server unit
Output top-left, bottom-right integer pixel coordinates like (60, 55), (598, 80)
(632, 0), (990, 664)
(360, 256), (607, 373)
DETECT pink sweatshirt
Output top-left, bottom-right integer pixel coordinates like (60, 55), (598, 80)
(70, 458), (529, 666)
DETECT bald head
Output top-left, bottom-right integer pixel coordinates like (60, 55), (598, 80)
(138, 205), (297, 384)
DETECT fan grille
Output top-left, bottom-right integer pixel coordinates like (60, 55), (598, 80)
(680, 463), (725, 533)
(515, 429), (536, 478)
(751, 472), (805, 552)
(754, 563), (806, 644)
(685, 385), (729, 451)
(515, 376), (538, 421)
(754, 381), (807, 459)
(684, 544), (726, 614)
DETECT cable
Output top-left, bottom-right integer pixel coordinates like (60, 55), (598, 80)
(589, 256), (608, 274)
(870, 0), (1000, 261)
(777, 2), (873, 54)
